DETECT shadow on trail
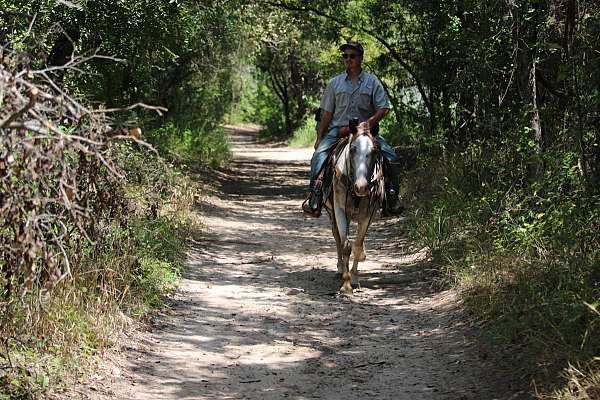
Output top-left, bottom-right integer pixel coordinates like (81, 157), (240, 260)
(128, 264), (502, 399)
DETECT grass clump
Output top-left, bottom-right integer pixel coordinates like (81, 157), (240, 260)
(288, 117), (317, 148)
(544, 360), (600, 400)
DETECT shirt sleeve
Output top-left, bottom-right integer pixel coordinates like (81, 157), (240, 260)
(372, 77), (390, 110)
(319, 79), (335, 113)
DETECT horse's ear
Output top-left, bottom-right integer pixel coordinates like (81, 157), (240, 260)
(349, 117), (359, 134)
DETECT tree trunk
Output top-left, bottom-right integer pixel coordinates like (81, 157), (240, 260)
(511, 2), (544, 180)
(528, 63), (544, 179)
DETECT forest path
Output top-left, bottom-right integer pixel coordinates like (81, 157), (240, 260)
(82, 124), (528, 400)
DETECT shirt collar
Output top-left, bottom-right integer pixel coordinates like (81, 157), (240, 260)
(344, 70), (364, 82)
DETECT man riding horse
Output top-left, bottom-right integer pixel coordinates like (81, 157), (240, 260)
(302, 41), (404, 217)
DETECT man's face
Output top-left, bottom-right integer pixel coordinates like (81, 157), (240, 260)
(342, 50), (361, 66)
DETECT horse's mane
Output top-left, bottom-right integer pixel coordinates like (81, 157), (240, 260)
(334, 141), (351, 179)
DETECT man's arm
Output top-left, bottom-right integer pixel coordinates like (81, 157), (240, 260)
(367, 108), (389, 129)
(369, 75), (390, 131)
(315, 110), (333, 149)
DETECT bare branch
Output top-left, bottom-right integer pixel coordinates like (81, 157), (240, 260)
(92, 102), (168, 116)
(15, 52), (125, 79)
(26, 13), (38, 37)
(0, 87), (38, 128)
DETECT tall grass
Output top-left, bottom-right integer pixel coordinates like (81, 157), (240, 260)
(288, 117), (317, 148)
(404, 148), (600, 397)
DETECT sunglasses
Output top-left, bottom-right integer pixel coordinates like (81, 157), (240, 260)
(342, 53), (359, 60)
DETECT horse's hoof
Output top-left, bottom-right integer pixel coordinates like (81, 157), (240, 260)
(350, 273), (359, 287)
(340, 284), (353, 295)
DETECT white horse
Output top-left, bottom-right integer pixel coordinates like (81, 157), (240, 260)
(323, 120), (385, 294)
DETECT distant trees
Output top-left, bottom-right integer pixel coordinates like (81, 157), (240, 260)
(1, 0), (243, 130)
(238, 3), (337, 136)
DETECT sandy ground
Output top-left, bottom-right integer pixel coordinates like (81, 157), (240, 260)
(72, 124), (532, 400)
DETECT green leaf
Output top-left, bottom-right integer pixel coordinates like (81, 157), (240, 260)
(584, 301), (600, 316)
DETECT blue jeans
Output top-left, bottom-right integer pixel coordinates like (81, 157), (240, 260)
(308, 127), (399, 192)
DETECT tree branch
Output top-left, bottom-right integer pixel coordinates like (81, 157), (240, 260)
(0, 87), (38, 128)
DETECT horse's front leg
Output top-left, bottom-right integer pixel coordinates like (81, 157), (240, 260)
(331, 218), (344, 275)
(325, 200), (344, 274)
(333, 202), (352, 295)
(351, 200), (377, 287)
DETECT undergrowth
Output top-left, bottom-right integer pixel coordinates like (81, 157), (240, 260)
(147, 122), (232, 166)
(288, 116), (317, 148)
(404, 143), (600, 398)
(0, 143), (203, 398)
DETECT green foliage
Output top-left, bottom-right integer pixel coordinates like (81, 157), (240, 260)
(1, 0), (243, 135)
(227, 65), (261, 124)
(404, 137), (600, 393)
(129, 214), (185, 313)
(0, 138), (198, 397)
(148, 123), (231, 166)
(288, 115), (317, 148)
(237, 3), (337, 138)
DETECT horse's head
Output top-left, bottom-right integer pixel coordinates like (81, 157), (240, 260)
(348, 121), (378, 197)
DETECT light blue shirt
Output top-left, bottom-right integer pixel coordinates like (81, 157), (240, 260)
(319, 70), (389, 128)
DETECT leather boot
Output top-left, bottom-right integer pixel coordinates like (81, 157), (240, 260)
(302, 190), (322, 217)
(383, 189), (405, 216)
(382, 158), (404, 216)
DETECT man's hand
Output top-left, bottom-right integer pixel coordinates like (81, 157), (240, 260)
(338, 126), (349, 137)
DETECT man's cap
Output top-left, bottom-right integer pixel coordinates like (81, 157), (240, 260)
(339, 41), (364, 56)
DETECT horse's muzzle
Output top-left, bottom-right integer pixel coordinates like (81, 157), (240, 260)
(353, 178), (370, 197)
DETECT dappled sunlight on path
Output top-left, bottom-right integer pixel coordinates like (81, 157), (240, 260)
(82, 124), (530, 400)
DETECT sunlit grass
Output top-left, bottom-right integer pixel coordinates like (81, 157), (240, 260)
(288, 117), (317, 148)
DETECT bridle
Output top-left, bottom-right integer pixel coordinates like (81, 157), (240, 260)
(346, 128), (382, 198)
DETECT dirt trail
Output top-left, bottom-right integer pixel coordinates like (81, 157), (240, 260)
(80, 125), (529, 399)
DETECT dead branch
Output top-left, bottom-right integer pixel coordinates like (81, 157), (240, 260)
(0, 45), (158, 309)
(0, 87), (38, 128)
(15, 52), (125, 79)
(94, 102), (168, 116)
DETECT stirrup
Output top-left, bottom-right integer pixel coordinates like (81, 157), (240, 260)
(302, 191), (322, 218)
(383, 190), (404, 216)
